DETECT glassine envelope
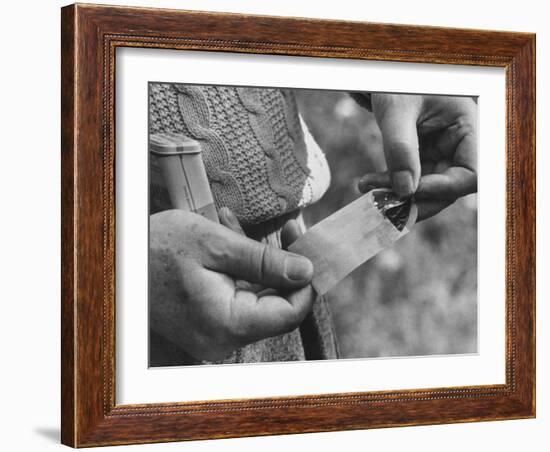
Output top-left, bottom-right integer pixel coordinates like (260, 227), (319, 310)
(289, 189), (417, 295)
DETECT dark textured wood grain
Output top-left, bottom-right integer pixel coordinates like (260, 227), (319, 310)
(60, 5), (76, 446)
(61, 3), (536, 447)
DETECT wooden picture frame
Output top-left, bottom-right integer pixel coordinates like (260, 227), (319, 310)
(61, 3), (535, 447)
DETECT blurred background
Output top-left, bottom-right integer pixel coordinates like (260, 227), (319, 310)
(295, 89), (478, 359)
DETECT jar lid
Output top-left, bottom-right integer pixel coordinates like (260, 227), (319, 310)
(149, 133), (201, 155)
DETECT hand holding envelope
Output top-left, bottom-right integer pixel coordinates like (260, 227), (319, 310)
(289, 189), (417, 295)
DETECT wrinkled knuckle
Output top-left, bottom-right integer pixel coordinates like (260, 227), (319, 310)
(256, 245), (270, 283)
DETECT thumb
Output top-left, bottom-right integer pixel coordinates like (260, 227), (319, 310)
(372, 94), (422, 197)
(201, 217), (313, 290)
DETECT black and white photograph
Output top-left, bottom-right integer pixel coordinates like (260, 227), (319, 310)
(148, 83), (478, 367)
(1, 0), (542, 449)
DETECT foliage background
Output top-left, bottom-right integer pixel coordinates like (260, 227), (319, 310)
(296, 90), (478, 358)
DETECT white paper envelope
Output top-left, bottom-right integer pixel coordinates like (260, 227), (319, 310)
(289, 189), (417, 295)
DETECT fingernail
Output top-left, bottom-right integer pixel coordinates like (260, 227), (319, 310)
(392, 170), (414, 197)
(285, 255), (314, 282)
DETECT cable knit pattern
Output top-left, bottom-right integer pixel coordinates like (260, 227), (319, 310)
(149, 83), (330, 225)
(236, 88), (293, 212)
